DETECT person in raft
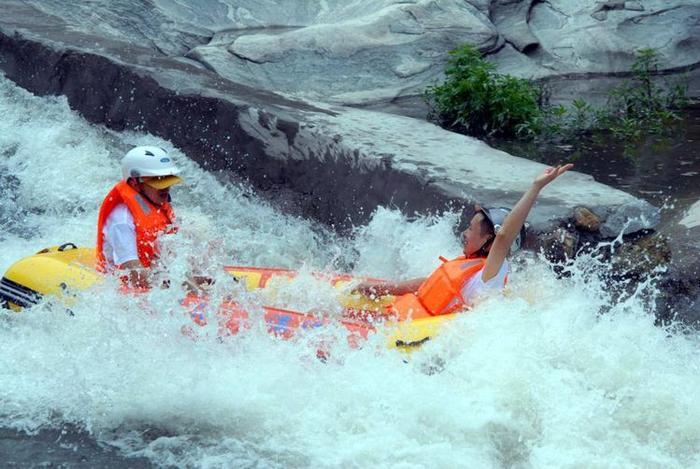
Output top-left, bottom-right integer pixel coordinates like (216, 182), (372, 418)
(355, 164), (574, 320)
(96, 145), (208, 292)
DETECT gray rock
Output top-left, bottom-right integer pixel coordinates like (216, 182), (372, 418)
(0, 0), (660, 243)
(223, 1), (498, 107)
(611, 233), (671, 279)
(490, 0), (540, 54)
(537, 228), (579, 262)
(679, 200), (700, 229)
(591, 10), (609, 22)
(676, 299), (700, 327)
(530, 1), (698, 73)
(17, 0), (698, 115)
(600, 199), (662, 238)
(591, 1), (626, 21)
(624, 2), (645, 12)
(652, 217), (700, 327)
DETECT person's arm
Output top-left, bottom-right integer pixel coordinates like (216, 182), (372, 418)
(120, 259), (151, 289)
(122, 260), (212, 293)
(355, 277), (426, 297)
(105, 216), (149, 289)
(482, 164), (574, 282)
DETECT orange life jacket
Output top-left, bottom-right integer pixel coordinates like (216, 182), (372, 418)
(388, 256), (501, 321)
(96, 181), (176, 271)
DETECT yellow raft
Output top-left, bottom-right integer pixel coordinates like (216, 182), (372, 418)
(1, 244), (457, 350)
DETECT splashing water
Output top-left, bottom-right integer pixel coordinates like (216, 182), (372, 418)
(1, 74), (699, 467)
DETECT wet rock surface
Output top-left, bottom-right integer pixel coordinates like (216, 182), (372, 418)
(535, 227), (580, 262)
(573, 206), (601, 233)
(521, 1), (700, 106)
(654, 204), (700, 328)
(13, 0), (699, 115)
(610, 233), (671, 279)
(0, 1), (660, 243)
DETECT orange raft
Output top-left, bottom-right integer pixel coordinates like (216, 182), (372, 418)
(1, 245), (457, 350)
(181, 265), (395, 347)
(218, 266), (455, 349)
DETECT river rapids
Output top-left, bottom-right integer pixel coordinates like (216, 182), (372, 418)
(1, 74), (699, 468)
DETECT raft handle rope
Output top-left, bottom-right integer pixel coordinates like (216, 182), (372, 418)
(57, 242), (78, 252)
(395, 336), (431, 348)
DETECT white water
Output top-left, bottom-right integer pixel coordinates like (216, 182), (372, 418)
(1, 74), (699, 468)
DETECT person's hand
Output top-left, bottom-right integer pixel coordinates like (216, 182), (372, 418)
(354, 281), (385, 297)
(354, 282), (374, 296)
(533, 164), (574, 190)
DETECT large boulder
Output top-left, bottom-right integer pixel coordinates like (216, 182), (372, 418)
(655, 200), (700, 327)
(20, 0), (700, 116)
(516, 0), (700, 106)
(225, 1), (498, 109)
(0, 1), (659, 245)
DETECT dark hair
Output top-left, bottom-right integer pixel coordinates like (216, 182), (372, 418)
(478, 215), (494, 238)
(472, 212), (495, 258)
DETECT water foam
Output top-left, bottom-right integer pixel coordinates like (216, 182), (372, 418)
(1, 74), (699, 468)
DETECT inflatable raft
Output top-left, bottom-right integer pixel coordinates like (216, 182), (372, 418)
(1, 244), (457, 350)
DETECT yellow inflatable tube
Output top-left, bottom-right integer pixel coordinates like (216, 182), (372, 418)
(1, 245), (456, 351)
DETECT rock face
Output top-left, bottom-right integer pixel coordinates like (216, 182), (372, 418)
(517, 1), (700, 106)
(17, 0), (699, 116)
(654, 202), (700, 327)
(225, 1), (498, 110)
(0, 1), (659, 243)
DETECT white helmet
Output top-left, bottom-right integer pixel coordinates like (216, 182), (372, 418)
(121, 146), (181, 180)
(479, 207), (527, 252)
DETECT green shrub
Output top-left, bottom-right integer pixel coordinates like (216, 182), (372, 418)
(424, 45), (543, 138)
(426, 45), (689, 144)
(602, 48), (688, 139)
(545, 48), (689, 141)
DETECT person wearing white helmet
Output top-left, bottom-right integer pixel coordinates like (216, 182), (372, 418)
(356, 164), (574, 317)
(96, 146), (184, 289)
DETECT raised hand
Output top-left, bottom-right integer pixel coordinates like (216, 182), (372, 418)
(533, 163), (574, 190)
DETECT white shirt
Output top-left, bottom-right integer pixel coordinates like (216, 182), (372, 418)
(460, 260), (509, 307)
(101, 204), (139, 268)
